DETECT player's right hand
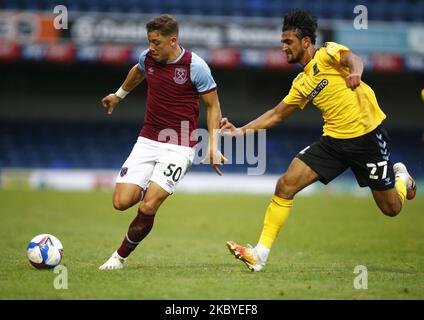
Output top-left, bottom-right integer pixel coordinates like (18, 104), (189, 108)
(101, 94), (121, 115)
(220, 117), (244, 136)
(345, 73), (361, 91)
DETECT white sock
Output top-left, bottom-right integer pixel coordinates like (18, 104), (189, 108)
(255, 243), (270, 262)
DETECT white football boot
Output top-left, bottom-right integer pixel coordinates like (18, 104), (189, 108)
(393, 162), (417, 200)
(99, 251), (126, 270)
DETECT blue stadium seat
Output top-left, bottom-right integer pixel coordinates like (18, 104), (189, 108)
(2, 0), (24, 10)
(409, 0), (424, 22)
(222, 0), (244, 17)
(367, 0), (387, 21)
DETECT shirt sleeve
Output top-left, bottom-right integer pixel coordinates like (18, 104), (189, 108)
(138, 49), (149, 72)
(282, 74), (308, 109)
(323, 42), (350, 65)
(190, 52), (217, 94)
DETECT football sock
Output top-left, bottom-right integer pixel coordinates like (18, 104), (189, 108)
(395, 176), (407, 204)
(257, 195), (293, 256)
(117, 208), (155, 258)
(255, 243), (270, 262)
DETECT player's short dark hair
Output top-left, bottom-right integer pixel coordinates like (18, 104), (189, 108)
(282, 9), (318, 44)
(146, 14), (179, 37)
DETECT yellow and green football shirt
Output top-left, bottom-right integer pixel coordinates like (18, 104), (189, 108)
(283, 42), (386, 139)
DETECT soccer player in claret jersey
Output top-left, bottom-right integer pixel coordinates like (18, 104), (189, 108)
(99, 14), (226, 270)
(222, 9), (417, 272)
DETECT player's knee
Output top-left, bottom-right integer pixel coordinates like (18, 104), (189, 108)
(139, 199), (159, 215)
(275, 174), (296, 199)
(112, 195), (131, 211)
(113, 201), (130, 211)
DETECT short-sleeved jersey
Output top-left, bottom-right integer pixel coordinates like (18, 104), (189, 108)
(137, 47), (217, 147)
(283, 42), (386, 139)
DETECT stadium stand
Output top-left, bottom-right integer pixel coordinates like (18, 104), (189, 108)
(1, 121), (422, 179)
(0, 1), (422, 183)
(1, 0), (424, 22)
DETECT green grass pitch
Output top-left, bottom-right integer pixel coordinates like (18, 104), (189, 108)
(0, 190), (423, 299)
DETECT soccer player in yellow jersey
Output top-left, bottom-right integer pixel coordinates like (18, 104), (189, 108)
(222, 9), (417, 272)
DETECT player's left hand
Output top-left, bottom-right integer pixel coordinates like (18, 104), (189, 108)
(345, 73), (361, 91)
(201, 149), (228, 176)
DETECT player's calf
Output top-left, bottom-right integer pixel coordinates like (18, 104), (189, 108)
(373, 162), (417, 217)
(379, 201), (401, 217)
(372, 188), (402, 217)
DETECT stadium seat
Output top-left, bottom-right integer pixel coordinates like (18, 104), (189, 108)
(409, 0), (424, 22)
(2, 0), (24, 10)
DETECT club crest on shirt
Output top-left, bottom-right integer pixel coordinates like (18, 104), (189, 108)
(120, 167), (128, 177)
(173, 67), (188, 84)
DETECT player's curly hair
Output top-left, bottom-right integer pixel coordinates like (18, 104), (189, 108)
(282, 9), (318, 44)
(146, 14), (179, 37)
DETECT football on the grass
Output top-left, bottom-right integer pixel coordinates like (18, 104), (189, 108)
(27, 234), (63, 269)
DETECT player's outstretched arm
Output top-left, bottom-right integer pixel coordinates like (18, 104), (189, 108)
(340, 51), (364, 91)
(221, 100), (298, 136)
(101, 64), (146, 115)
(200, 90), (228, 176)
